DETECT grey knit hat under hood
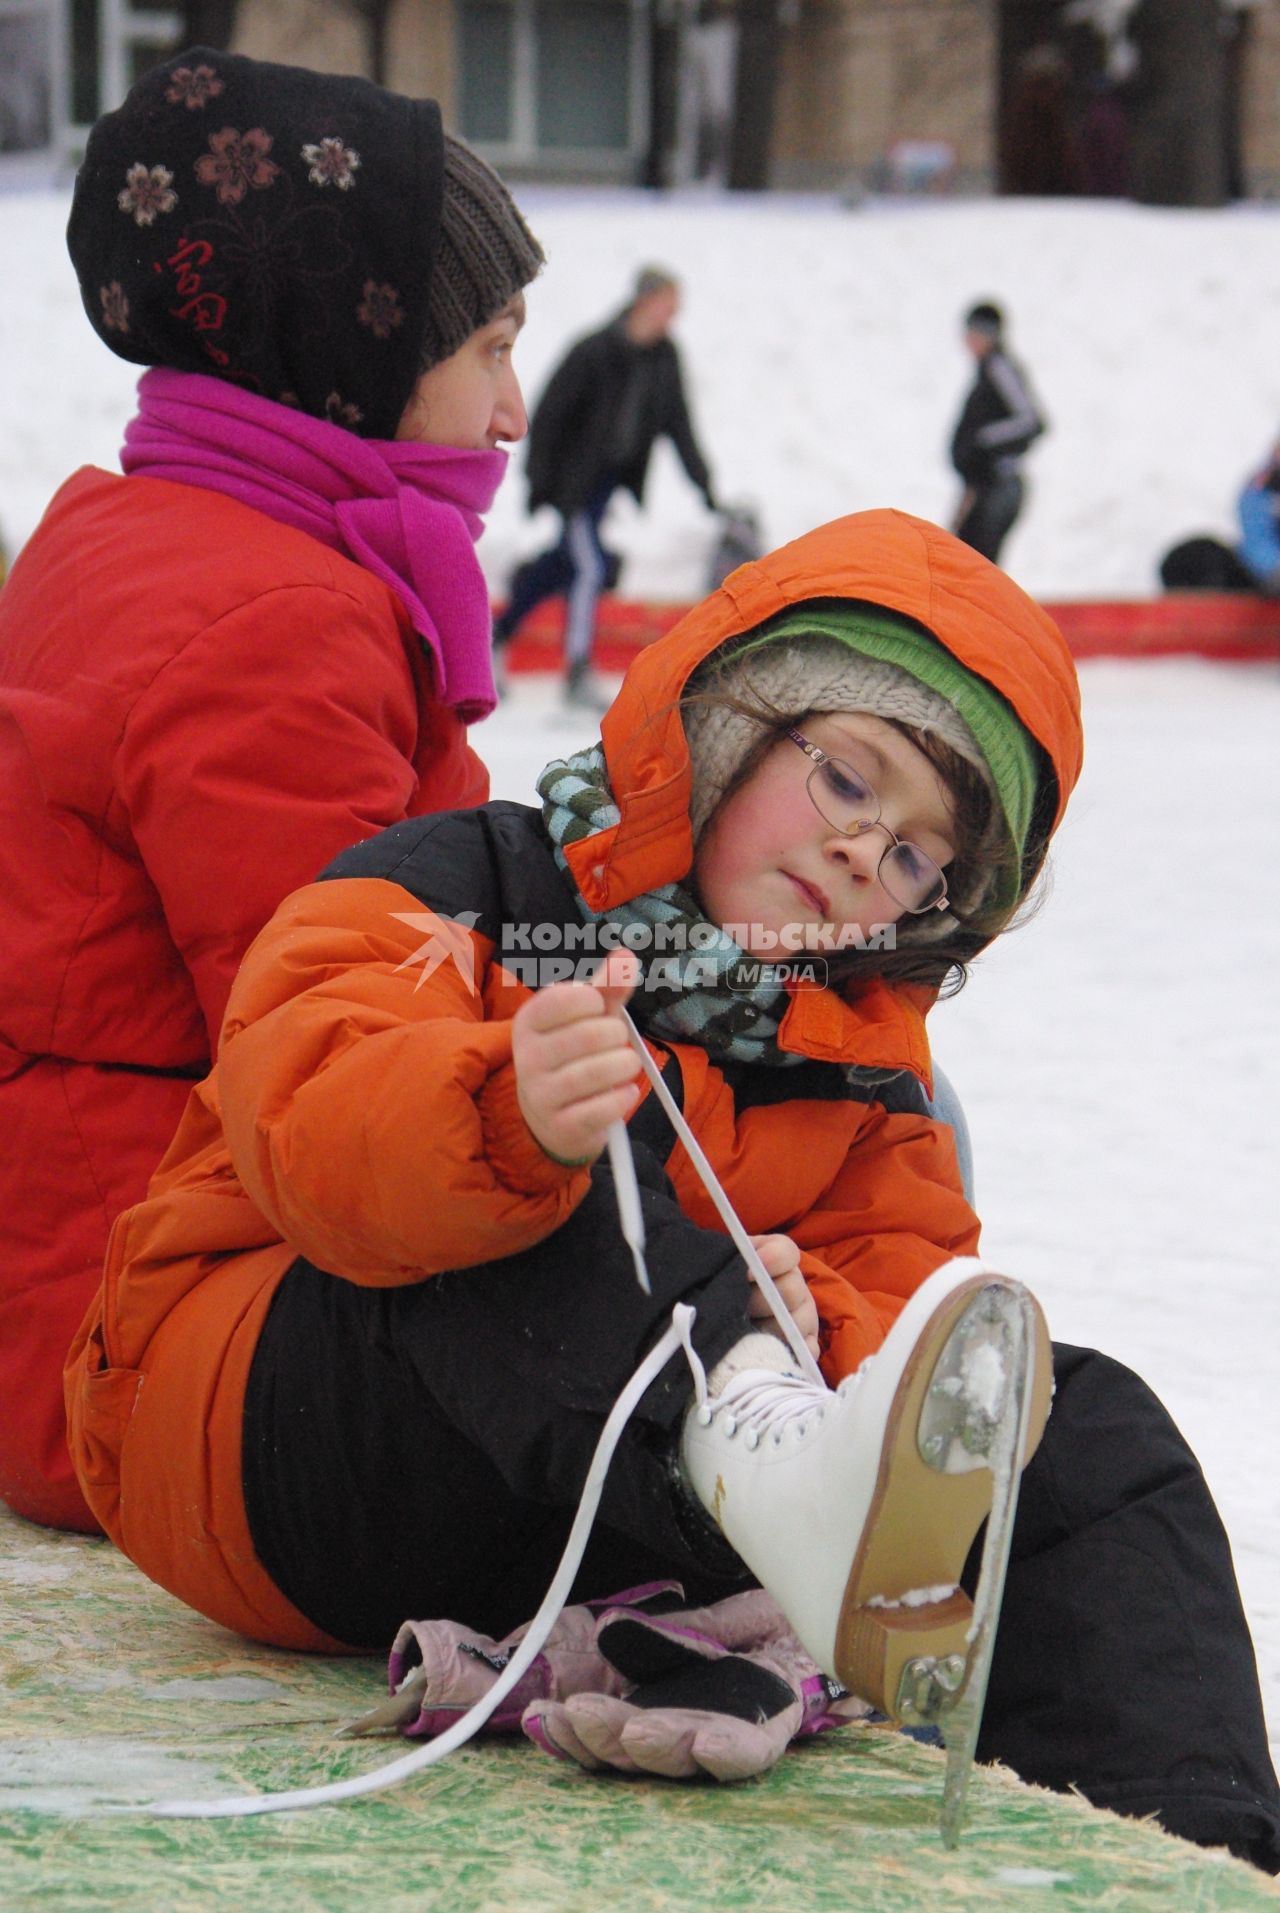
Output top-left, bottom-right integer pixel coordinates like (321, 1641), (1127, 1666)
(685, 639), (993, 839)
(682, 606), (1041, 920)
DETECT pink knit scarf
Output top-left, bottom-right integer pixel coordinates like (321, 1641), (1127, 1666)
(121, 368), (507, 721)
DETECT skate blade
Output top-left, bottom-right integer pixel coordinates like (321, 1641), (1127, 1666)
(936, 1287), (1041, 1847)
(833, 1278), (1050, 1738)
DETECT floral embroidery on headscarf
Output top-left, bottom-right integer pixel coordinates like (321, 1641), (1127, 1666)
(165, 64), (223, 109)
(195, 127), (281, 205)
(324, 391), (364, 427)
(99, 282), (130, 332)
(71, 47), (537, 437)
(302, 137), (360, 189)
(117, 163), (177, 226)
(356, 280), (404, 339)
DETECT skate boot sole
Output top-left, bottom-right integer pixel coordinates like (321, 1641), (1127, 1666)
(834, 1275), (1051, 1722)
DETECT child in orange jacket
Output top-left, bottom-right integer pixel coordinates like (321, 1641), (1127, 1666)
(67, 510), (1279, 1868)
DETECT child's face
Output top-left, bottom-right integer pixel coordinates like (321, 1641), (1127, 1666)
(395, 295), (528, 450)
(692, 712), (959, 956)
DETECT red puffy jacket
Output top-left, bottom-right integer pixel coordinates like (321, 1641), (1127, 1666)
(0, 466), (488, 1529)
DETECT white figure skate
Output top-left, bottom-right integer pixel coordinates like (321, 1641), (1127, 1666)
(680, 1257), (1051, 1843)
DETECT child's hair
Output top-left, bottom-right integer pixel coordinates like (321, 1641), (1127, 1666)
(964, 300), (1004, 338)
(680, 615), (1057, 995)
(631, 265), (679, 303)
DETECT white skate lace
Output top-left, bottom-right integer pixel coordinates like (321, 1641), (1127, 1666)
(701, 1368), (831, 1445)
(144, 1012), (821, 1819)
(620, 1017), (824, 1388)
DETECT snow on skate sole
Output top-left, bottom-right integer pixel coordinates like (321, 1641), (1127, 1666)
(834, 1272), (1052, 1727)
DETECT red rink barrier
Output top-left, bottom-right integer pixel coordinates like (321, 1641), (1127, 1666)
(1046, 597), (1280, 661)
(497, 595), (1280, 672)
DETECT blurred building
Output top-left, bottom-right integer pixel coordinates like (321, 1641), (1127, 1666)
(10, 0), (1280, 204)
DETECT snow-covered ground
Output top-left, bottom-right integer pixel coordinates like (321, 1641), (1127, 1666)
(1, 187), (1277, 1755)
(5, 187), (1280, 601)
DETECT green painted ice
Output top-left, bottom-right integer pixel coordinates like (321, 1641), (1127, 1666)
(0, 1503), (1273, 1911)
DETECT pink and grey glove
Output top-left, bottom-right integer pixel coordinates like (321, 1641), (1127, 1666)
(339, 1582), (683, 1740)
(522, 1588), (868, 1781)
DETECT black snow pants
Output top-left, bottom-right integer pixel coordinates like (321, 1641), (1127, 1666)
(955, 473), (1024, 565)
(969, 1343), (1279, 1872)
(243, 1153), (1280, 1874)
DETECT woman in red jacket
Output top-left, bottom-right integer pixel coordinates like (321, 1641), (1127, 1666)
(0, 46), (542, 1531)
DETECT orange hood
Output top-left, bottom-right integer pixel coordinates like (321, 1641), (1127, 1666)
(565, 508), (1082, 914)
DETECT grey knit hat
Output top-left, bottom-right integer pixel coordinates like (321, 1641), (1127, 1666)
(682, 596), (1045, 921)
(683, 625), (1042, 926)
(685, 638), (994, 840)
(418, 134), (544, 370)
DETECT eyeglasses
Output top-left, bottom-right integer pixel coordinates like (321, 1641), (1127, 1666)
(787, 729), (950, 914)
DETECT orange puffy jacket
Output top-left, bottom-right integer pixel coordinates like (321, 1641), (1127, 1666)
(65, 509), (1082, 1647)
(0, 467), (487, 1531)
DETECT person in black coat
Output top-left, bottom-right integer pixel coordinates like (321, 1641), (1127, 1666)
(493, 267), (717, 707)
(950, 301), (1046, 566)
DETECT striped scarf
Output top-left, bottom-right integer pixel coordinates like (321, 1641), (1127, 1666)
(538, 744), (805, 1068)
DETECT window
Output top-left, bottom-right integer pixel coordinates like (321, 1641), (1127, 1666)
(458, 1), (514, 145)
(535, 0), (630, 151)
(457, 0), (646, 172)
(70, 0), (182, 135)
(70, 0), (98, 128)
(0, 8), (51, 154)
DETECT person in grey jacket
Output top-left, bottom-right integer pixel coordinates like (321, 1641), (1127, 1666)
(949, 302), (1046, 566)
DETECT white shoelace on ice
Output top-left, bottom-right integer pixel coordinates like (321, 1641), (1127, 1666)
(141, 1009), (817, 1820)
(144, 1302), (705, 1819)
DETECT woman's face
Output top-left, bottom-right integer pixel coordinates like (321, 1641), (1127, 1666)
(692, 712), (958, 956)
(395, 294), (528, 450)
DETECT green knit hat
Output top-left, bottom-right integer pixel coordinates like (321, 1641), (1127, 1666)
(685, 602), (1042, 913)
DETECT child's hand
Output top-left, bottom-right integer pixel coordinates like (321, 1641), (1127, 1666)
(512, 952), (642, 1165)
(748, 1233), (820, 1363)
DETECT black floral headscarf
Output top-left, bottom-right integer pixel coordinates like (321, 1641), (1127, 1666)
(68, 48), (505, 440)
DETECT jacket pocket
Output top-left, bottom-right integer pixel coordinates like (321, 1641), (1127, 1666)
(66, 1318), (143, 1523)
